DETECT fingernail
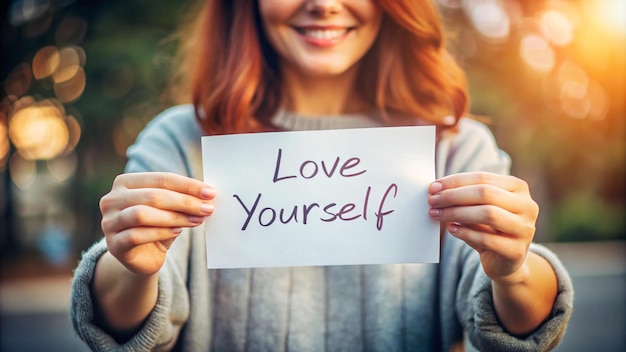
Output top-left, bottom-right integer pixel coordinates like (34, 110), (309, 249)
(188, 216), (204, 223)
(428, 194), (440, 206)
(201, 187), (215, 199)
(429, 208), (442, 218)
(449, 223), (460, 234)
(171, 227), (183, 234)
(200, 203), (214, 215)
(430, 182), (443, 193)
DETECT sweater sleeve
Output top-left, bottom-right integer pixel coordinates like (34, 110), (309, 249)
(438, 118), (574, 351)
(70, 105), (201, 351)
(458, 243), (574, 351)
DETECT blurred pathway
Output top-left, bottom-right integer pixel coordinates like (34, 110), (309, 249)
(547, 241), (626, 352)
(1, 241), (624, 351)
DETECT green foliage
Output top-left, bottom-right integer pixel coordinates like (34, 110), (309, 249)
(552, 191), (625, 242)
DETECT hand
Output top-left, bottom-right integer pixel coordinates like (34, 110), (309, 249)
(99, 172), (215, 276)
(428, 172), (539, 283)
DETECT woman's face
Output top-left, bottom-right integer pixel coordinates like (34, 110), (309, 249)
(258, 0), (383, 78)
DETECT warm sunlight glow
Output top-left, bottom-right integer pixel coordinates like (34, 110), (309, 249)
(594, 0), (626, 36)
(540, 10), (574, 46)
(466, 0), (510, 42)
(520, 34), (555, 72)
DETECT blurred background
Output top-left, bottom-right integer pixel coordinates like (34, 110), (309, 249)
(0, 0), (624, 351)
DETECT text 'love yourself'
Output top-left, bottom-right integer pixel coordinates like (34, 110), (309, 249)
(232, 148), (399, 231)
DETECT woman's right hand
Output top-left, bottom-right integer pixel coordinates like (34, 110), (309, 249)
(99, 172), (215, 276)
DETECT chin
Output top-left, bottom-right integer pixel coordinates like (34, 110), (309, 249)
(300, 61), (356, 77)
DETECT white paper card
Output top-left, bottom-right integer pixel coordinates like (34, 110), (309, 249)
(201, 126), (439, 268)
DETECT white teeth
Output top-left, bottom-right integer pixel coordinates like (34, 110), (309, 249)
(303, 29), (347, 40)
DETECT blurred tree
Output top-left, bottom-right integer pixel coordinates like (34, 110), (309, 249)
(1, 0), (192, 268)
(70, 0), (192, 249)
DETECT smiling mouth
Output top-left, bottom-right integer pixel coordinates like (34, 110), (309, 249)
(295, 27), (353, 40)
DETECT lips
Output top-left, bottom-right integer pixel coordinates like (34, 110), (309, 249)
(293, 26), (354, 47)
(298, 28), (350, 40)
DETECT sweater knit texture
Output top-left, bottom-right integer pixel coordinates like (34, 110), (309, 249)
(71, 105), (574, 351)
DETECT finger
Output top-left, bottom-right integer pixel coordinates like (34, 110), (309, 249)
(113, 172), (215, 199)
(101, 188), (215, 217)
(429, 184), (528, 214)
(107, 227), (183, 254)
(429, 204), (523, 236)
(448, 223), (527, 264)
(159, 238), (176, 251)
(103, 205), (206, 234)
(430, 172), (528, 194)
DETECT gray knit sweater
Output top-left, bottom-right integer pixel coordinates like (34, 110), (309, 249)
(71, 105), (574, 351)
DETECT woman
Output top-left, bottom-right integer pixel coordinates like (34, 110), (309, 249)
(71, 0), (573, 351)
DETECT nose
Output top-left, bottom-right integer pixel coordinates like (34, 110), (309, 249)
(305, 0), (341, 17)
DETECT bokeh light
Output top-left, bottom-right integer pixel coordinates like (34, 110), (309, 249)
(64, 115), (82, 154)
(465, 0), (510, 43)
(113, 112), (146, 156)
(540, 10), (574, 46)
(8, 0), (51, 26)
(0, 117), (9, 170)
(520, 34), (555, 72)
(32, 46), (61, 80)
(8, 99), (74, 160)
(437, 0), (463, 9)
(54, 66), (86, 103)
(557, 61), (589, 118)
(9, 153), (36, 190)
(585, 82), (610, 120)
(47, 151), (78, 182)
(4, 63), (32, 98)
(52, 46), (82, 84)
(55, 15), (87, 45)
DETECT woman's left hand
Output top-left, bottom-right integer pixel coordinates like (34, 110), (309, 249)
(428, 172), (540, 282)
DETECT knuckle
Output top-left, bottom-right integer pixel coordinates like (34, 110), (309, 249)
(183, 181), (195, 194)
(145, 192), (163, 207)
(121, 230), (142, 248)
(482, 206), (500, 224)
(100, 216), (113, 234)
(112, 173), (128, 187)
(503, 248), (522, 264)
(475, 232), (492, 249)
(104, 232), (125, 257)
(477, 185), (492, 202)
(180, 195), (195, 210)
(99, 196), (109, 212)
(170, 211), (180, 223)
(514, 246), (528, 262)
(99, 193), (115, 213)
(523, 221), (536, 238)
(122, 206), (147, 224)
(531, 199), (540, 217)
(104, 234), (116, 252)
(518, 178), (530, 192)
(153, 173), (169, 188)
(444, 206), (457, 220)
(476, 171), (491, 184)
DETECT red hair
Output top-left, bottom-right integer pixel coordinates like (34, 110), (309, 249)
(174, 0), (468, 135)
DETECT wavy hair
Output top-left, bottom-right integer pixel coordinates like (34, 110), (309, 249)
(172, 0), (468, 135)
